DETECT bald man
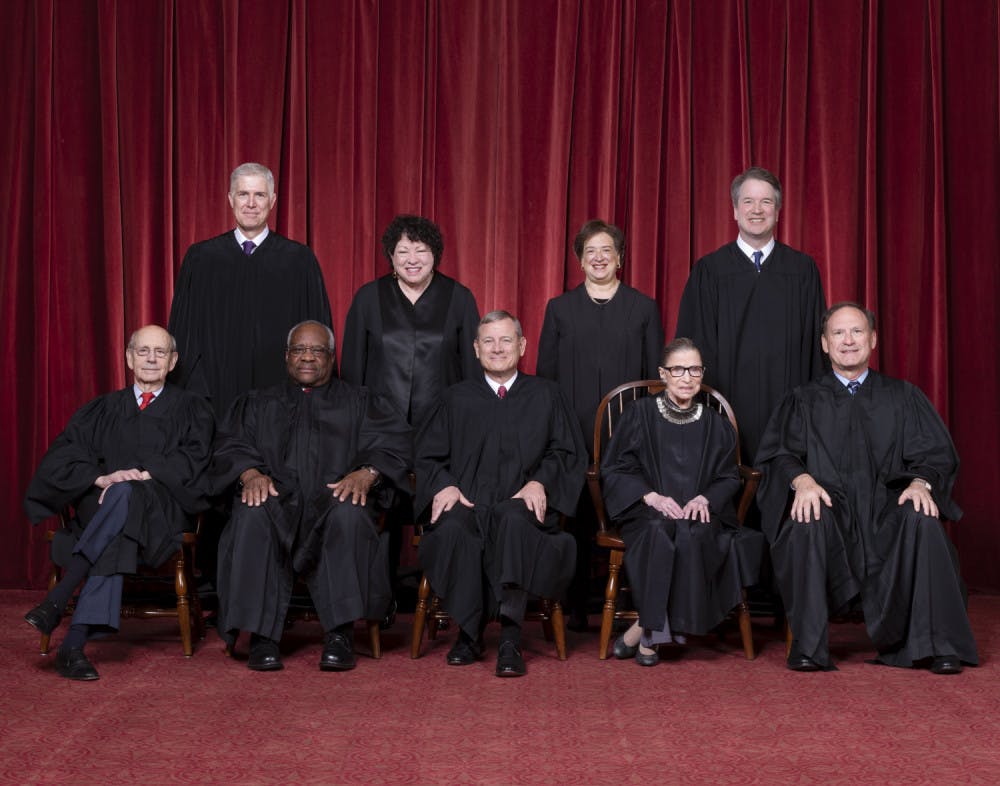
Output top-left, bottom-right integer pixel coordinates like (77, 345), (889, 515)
(24, 325), (215, 680)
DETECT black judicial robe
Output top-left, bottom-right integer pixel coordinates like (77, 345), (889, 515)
(602, 398), (763, 634)
(24, 386), (214, 574)
(756, 372), (977, 667)
(168, 231), (332, 418)
(415, 375), (586, 629)
(537, 282), (663, 457)
(340, 272), (480, 428)
(675, 242), (826, 463)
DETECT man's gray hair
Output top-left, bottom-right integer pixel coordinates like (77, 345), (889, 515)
(230, 162), (275, 195)
(479, 310), (523, 339)
(127, 327), (177, 353)
(287, 320), (336, 350)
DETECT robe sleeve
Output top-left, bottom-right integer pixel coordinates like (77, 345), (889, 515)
(675, 259), (720, 386)
(456, 287), (482, 381)
(600, 404), (651, 518)
(166, 245), (201, 389)
(528, 387), (587, 517)
(535, 299), (559, 380)
(339, 287), (372, 386)
(142, 395), (215, 513)
(353, 390), (413, 492)
(640, 296), (665, 379)
(698, 413), (741, 514)
(413, 398), (461, 517)
(754, 390), (808, 542)
(206, 393), (272, 495)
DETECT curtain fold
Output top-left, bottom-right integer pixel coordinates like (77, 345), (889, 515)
(2, 0), (998, 589)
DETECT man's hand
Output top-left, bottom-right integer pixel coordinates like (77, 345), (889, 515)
(95, 468), (149, 504)
(899, 479), (938, 518)
(240, 468), (278, 507)
(643, 492), (684, 519)
(328, 468), (378, 507)
(790, 473), (832, 523)
(681, 494), (711, 523)
(513, 480), (547, 523)
(430, 485), (473, 524)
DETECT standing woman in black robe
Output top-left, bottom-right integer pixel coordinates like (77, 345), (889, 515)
(340, 215), (481, 607)
(536, 219), (664, 628)
(601, 338), (763, 665)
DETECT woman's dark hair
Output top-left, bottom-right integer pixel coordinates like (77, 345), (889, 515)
(381, 215), (444, 268)
(572, 219), (625, 260)
(661, 336), (700, 367)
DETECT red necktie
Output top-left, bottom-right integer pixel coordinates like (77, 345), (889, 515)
(139, 392), (155, 410)
(497, 385), (507, 399)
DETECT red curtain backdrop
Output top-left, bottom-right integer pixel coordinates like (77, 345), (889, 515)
(2, 0), (998, 590)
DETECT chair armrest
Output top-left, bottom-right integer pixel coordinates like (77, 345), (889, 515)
(586, 464), (610, 532)
(736, 465), (762, 525)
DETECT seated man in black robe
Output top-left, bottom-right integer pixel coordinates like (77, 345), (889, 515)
(24, 325), (215, 681)
(211, 321), (411, 672)
(415, 310), (586, 677)
(757, 302), (977, 674)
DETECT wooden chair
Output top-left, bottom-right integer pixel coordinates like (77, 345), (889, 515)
(40, 508), (204, 657)
(587, 381), (760, 660)
(285, 586), (383, 659)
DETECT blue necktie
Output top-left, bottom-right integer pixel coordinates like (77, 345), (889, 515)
(847, 380), (861, 396)
(242, 240), (255, 255)
(752, 250), (763, 273)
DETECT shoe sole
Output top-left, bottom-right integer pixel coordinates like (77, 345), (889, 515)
(247, 662), (284, 671)
(320, 661), (356, 671)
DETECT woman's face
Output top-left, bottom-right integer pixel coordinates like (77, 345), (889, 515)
(658, 348), (703, 408)
(392, 234), (435, 289)
(580, 231), (620, 286)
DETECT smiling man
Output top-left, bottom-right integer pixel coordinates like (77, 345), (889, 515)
(415, 311), (586, 677)
(676, 167), (826, 464)
(24, 325), (214, 680)
(756, 303), (977, 674)
(210, 321), (411, 672)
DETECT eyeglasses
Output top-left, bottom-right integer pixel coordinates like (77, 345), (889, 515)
(661, 365), (705, 378)
(130, 346), (172, 359)
(288, 345), (332, 358)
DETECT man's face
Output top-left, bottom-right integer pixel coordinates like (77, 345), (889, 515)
(733, 178), (779, 246)
(286, 324), (335, 387)
(580, 231), (620, 286)
(228, 174), (276, 238)
(474, 318), (526, 379)
(126, 326), (177, 388)
(822, 306), (877, 377)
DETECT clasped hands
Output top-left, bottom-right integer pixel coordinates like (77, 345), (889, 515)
(643, 491), (711, 522)
(95, 468), (151, 504)
(430, 480), (548, 524)
(790, 473), (938, 522)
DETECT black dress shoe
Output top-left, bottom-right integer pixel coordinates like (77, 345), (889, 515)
(25, 600), (62, 635)
(930, 654), (963, 675)
(380, 598), (398, 631)
(786, 652), (822, 672)
(320, 630), (356, 671)
(612, 634), (639, 660)
(55, 647), (99, 681)
(495, 640), (526, 677)
(247, 637), (284, 671)
(635, 646), (659, 667)
(446, 635), (483, 666)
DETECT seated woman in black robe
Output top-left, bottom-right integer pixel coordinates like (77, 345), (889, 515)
(601, 338), (763, 666)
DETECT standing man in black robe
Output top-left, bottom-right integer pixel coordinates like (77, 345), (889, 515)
(210, 321), (411, 672)
(676, 166), (826, 464)
(756, 303), (977, 673)
(415, 311), (586, 677)
(24, 325), (215, 680)
(168, 162), (332, 420)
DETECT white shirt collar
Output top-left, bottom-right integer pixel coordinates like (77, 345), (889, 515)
(133, 384), (164, 405)
(833, 369), (869, 388)
(485, 371), (518, 396)
(736, 236), (775, 264)
(235, 226), (270, 249)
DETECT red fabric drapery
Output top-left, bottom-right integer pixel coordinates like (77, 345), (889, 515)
(2, 0), (997, 590)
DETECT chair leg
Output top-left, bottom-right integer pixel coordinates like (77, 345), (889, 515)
(550, 600), (567, 661)
(368, 620), (382, 659)
(174, 551), (193, 657)
(411, 572), (432, 658)
(738, 589), (755, 660)
(184, 540), (205, 641)
(539, 598), (555, 642)
(599, 549), (623, 660)
(785, 620), (793, 658)
(40, 564), (60, 656)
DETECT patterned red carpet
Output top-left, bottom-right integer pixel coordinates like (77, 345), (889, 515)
(1, 589), (998, 785)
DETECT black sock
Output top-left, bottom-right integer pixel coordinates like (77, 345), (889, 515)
(47, 555), (91, 613)
(499, 615), (521, 645)
(59, 623), (89, 653)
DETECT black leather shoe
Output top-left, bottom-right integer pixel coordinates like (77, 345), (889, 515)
(447, 635), (483, 666)
(380, 598), (398, 631)
(612, 634), (639, 660)
(495, 640), (526, 677)
(787, 652), (822, 672)
(930, 654), (963, 675)
(247, 637), (284, 671)
(55, 647), (99, 681)
(25, 600), (62, 635)
(320, 630), (356, 671)
(635, 646), (659, 667)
